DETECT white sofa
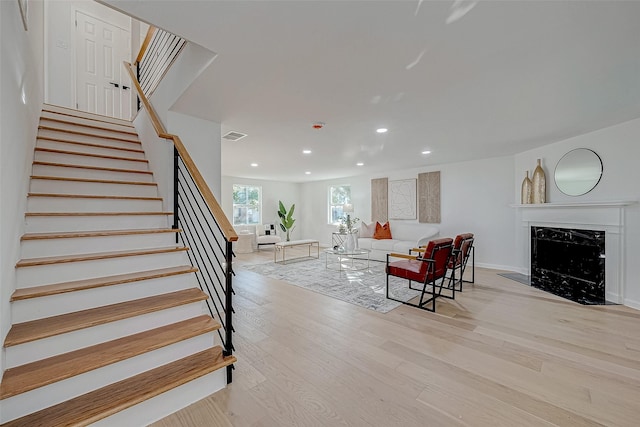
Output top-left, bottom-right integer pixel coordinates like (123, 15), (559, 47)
(357, 221), (439, 261)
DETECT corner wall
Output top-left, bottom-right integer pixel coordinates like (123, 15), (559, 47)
(0, 0), (45, 374)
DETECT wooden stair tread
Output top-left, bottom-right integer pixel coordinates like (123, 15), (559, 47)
(30, 175), (157, 186)
(35, 147), (148, 163)
(22, 228), (179, 241)
(40, 117), (139, 136)
(33, 161), (153, 175)
(38, 125), (140, 143)
(16, 246), (188, 268)
(11, 265), (197, 301)
(4, 288), (207, 347)
(0, 316), (219, 399)
(25, 211), (172, 217)
(37, 135), (144, 152)
(42, 105), (135, 128)
(11, 265), (196, 301)
(0, 347), (236, 427)
(28, 193), (161, 201)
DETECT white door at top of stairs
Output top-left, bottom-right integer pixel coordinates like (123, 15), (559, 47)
(75, 10), (131, 120)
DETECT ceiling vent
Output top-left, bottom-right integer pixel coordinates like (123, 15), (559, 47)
(222, 131), (247, 141)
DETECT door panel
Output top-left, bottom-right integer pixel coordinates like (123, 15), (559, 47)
(75, 11), (131, 120)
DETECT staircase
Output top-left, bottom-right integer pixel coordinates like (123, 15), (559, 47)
(0, 105), (235, 426)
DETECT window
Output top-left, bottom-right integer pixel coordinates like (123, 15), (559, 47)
(328, 185), (351, 224)
(232, 184), (261, 225)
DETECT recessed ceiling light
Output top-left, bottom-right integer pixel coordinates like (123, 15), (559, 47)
(250, 163), (258, 167)
(376, 128), (388, 133)
(303, 149), (312, 154)
(356, 162), (364, 166)
(422, 150), (431, 155)
(305, 171), (311, 175)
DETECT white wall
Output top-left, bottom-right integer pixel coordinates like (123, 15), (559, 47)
(221, 176), (300, 240)
(299, 156), (517, 270)
(44, 0), (132, 108)
(0, 0), (44, 375)
(134, 108), (174, 214)
(168, 111), (222, 200)
(514, 117), (640, 307)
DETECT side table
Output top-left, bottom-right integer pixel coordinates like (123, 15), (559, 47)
(235, 232), (255, 254)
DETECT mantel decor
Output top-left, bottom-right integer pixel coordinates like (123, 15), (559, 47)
(532, 159), (546, 204)
(521, 171), (533, 204)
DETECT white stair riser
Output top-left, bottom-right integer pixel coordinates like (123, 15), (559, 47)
(17, 251), (190, 287)
(38, 128), (140, 151)
(34, 151), (149, 171)
(1, 333), (216, 423)
(93, 369), (226, 427)
(40, 111), (136, 134)
(32, 164), (154, 182)
(12, 274), (198, 323)
(25, 214), (171, 233)
(40, 120), (140, 142)
(30, 179), (158, 198)
(42, 105), (134, 128)
(5, 302), (209, 367)
(36, 139), (146, 159)
(27, 196), (162, 213)
(21, 232), (178, 258)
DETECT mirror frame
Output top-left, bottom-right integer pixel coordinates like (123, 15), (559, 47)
(554, 148), (603, 196)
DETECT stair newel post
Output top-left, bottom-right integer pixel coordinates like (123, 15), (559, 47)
(173, 146), (179, 243)
(224, 239), (234, 384)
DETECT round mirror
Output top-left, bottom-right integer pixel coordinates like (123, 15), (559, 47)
(554, 148), (602, 196)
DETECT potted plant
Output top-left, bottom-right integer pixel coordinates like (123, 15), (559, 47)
(278, 201), (296, 241)
(339, 214), (360, 234)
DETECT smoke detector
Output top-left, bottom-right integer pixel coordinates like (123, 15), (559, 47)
(222, 131), (247, 141)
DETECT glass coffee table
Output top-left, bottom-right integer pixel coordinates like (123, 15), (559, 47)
(324, 248), (371, 272)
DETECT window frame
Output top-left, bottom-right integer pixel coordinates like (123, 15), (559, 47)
(232, 184), (262, 226)
(328, 184), (351, 225)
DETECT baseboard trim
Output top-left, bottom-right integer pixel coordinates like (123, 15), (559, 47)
(623, 298), (640, 311)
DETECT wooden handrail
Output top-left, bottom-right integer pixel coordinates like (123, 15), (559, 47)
(136, 26), (157, 64)
(123, 61), (237, 242)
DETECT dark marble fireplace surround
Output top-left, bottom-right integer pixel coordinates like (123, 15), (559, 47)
(531, 226), (606, 305)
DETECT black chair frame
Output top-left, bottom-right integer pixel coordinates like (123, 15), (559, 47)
(386, 242), (453, 312)
(448, 238), (475, 292)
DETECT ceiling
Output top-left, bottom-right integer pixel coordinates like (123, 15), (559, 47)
(105, 0), (640, 183)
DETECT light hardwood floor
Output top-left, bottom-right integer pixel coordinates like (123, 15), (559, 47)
(153, 248), (640, 426)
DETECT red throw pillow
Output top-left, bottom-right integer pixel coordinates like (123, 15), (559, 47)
(373, 221), (392, 240)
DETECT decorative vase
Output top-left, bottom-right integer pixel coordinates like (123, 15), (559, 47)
(344, 232), (356, 252)
(532, 159), (546, 204)
(521, 171), (533, 204)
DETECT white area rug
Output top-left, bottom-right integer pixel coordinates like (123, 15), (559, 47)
(241, 255), (423, 313)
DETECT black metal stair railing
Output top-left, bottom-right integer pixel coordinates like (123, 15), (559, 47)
(125, 29), (237, 382)
(173, 148), (235, 382)
(137, 27), (187, 98)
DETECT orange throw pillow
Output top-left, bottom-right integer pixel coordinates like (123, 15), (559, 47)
(373, 221), (392, 240)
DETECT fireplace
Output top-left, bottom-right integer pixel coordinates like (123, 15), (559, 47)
(531, 226), (605, 304)
(515, 201), (633, 305)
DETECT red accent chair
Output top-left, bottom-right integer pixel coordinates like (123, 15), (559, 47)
(385, 238), (453, 312)
(447, 233), (475, 292)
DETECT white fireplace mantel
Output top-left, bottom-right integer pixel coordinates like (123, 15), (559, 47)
(510, 200), (636, 209)
(512, 200), (636, 304)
